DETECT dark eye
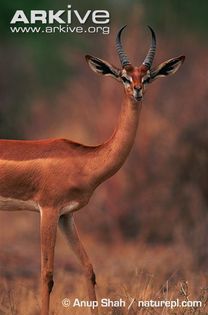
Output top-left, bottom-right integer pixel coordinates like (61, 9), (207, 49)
(142, 75), (150, 84)
(121, 76), (131, 84)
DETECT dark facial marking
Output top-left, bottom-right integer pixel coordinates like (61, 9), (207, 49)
(121, 76), (131, 84)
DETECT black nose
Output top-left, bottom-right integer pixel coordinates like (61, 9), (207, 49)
(134, 87), (143, 101)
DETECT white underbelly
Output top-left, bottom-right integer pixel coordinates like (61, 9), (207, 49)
(0, 197), (81, 215)
(0, 196), (39, 212)
(60, 201), (80, 215)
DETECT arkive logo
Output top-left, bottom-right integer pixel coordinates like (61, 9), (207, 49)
(10, 4), (110, 24)
(10, 4), (110, 35)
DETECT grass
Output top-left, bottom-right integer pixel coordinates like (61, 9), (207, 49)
(1, 226), (208, 315)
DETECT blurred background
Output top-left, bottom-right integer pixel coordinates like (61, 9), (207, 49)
(1, 1), (208, 314)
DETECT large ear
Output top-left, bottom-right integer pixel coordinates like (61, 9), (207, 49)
(85, 55), (121, 81)
(150, 55), (185, 82)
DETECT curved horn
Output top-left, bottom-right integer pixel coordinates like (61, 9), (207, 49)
(115, 25), (131, 67)
(143, 26), (156, 69)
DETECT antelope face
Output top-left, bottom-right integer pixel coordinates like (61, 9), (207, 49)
(120, 64), (149, 101)
(86, 26), (185, 103)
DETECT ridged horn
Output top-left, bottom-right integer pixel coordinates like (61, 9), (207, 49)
(115, 25), (131, 67)
(142, 26), (156, 69)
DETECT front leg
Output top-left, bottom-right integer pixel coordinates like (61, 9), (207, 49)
(40, 208), (59, 315)
(59, 213), (98, 315)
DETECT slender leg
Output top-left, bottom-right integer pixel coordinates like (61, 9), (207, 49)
(59, 213), (98, 315)
(40, 208), (59, 315)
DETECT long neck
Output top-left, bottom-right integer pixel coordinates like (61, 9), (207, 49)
(90, 94), (142, 186)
